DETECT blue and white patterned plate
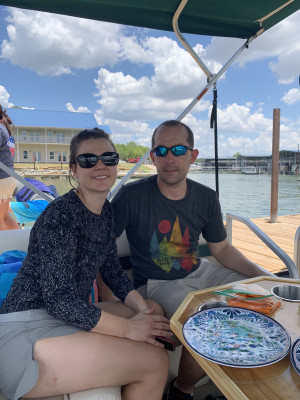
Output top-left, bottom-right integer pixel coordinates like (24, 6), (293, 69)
(183, 307), (291, 368)
(290, 338), (300, 375)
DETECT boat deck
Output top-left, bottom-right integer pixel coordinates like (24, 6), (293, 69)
(230, 214), (300, 275)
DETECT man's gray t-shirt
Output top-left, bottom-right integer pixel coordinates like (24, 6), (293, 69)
(112, 175), (226, 288)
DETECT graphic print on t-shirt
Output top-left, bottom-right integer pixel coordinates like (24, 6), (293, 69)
(149, 216), (198, 273)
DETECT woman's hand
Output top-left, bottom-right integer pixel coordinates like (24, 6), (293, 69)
(125, 305), (172, 347)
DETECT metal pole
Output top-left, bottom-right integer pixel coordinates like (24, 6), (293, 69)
(270, 109), (280, 223)
(210, 86), (219, 197)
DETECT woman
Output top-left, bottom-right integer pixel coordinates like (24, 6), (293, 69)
(0, 128), (171, 400)
(0, 105), (19, 230)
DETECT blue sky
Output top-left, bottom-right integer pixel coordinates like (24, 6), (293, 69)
(0, 5), (300, 157)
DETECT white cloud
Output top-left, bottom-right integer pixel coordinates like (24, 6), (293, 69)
(66, 102), (91, 113)
(1, 8), (122, 76)
(281, 88), (300, 105)
(204, 10), (300, 85)
(1, 7), (299, 158)
(186, 102), (300, 157)
(0, 85), (14, 107)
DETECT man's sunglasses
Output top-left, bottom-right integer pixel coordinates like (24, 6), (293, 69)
(152, 145), (193, 157)
(76, 152), (119, 168)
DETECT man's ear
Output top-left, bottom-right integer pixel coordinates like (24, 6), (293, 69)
(190, 149), (199, 164)
(150, 151), (156, 165)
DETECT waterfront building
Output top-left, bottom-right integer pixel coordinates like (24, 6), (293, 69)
(201, 150), (299, 174)
(7, 108), (110, 164)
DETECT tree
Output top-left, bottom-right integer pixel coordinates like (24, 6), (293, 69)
(115, 142), (150, 161)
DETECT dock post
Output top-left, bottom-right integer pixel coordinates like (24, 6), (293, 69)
(270, 109), (280, 223)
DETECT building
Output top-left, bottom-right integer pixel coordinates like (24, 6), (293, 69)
(7, 108), (110, 164)
(201, 150), (299, 174)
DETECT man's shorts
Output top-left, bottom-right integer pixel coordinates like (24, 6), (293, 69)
(137, 259), (248, 320)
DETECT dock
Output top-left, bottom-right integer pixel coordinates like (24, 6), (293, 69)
(230, 214), (300, 275)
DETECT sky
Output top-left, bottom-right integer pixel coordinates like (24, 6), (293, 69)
(0, 5), (300, 158)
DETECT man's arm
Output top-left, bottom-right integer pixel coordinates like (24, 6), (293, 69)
(207, 239), (274, 277)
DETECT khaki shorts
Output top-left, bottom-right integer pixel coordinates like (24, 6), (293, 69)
(0, 309), (79, 400)
(0, 177), (16, 200)
(137, 259), (247, 320)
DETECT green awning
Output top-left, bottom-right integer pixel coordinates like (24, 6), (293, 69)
(1, 0), (299, 39)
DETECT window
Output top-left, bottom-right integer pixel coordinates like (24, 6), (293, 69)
(23, 150), (28, 160)
(48, 132), (53, 143)
(56, 133), (65, 143)
(49, 151), (54, 160)
(30, 132), (39, 143)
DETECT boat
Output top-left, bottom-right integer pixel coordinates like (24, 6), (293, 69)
(242, 167), (263, 175)
(0, 1), (299, 399)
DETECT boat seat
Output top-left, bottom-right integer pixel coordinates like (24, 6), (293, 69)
(0, 228), (180, 400)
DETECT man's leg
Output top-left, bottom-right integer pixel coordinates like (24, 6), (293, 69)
(143, 262), (248, 398)
(144, 279), (206, 397)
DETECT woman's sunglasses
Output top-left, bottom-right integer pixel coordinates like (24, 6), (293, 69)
(152, 145), (193, 157)
(76, 152), (119, 168)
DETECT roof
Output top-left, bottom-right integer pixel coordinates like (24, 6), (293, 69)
(6, 108), (111, 132)
(1, 0), (299, 39)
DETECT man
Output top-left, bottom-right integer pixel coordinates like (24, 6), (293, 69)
(112, 120), (273, 400)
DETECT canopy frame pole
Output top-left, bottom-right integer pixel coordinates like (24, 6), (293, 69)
(176, 35), (258, 120)
(210, 84), (219, 197)
(109, 1), (264, 200)
(172, 0), (213, 79)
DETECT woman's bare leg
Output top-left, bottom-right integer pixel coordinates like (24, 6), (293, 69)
(24, 330), (169, 400)
(0, 198), (19, 230)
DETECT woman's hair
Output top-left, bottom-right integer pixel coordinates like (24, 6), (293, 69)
(0, 105), (14, 136)
(69, 127), (116, 189)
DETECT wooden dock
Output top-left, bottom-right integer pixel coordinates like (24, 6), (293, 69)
(230, 214), (300, 275)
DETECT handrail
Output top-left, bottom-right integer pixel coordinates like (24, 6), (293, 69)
(226, 212), (299, 279)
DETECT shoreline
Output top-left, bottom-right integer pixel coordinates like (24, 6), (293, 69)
(15, 164), (157, 179)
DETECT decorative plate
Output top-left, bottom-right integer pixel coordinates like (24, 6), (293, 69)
(290, 338), (300, 375)
(183, 307), (291, 368)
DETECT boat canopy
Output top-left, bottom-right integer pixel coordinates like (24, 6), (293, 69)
(1, 0), (299, 39)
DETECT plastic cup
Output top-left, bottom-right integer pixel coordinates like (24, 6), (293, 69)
(271, 285), (300, 302)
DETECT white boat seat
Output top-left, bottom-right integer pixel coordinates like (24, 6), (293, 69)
(0, 387), (122, 400)
(0, 228), (179, 400)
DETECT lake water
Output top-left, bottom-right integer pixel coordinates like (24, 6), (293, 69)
(39, 172), (299, 219)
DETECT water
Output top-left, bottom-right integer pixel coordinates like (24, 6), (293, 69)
(39, 172), (300, 219)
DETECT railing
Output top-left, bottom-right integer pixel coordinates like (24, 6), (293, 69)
(226, 212), (299, 279)
(16, 137), (72, 144)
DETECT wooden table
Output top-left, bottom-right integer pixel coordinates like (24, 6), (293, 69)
(170, 276), (300, 400)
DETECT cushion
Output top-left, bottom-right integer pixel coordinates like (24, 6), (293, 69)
(64, 387), (121, 400)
